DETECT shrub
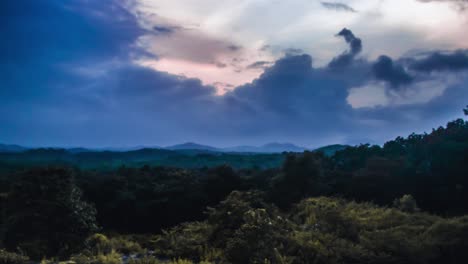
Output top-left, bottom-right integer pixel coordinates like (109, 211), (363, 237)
(85, 234), (112, 255)
(224, 208), (290, 263)
(128, 256), (162, 264)
(393, 194), (419, 213)
(423, 216), (468, 263)
(0, 249), (29, 264)
(4, 167), (98, 260)
(151, 222), (212, 260)
(71, 250), (121, 264)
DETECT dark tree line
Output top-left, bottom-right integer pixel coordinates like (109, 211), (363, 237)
(0, 116), (467, 261)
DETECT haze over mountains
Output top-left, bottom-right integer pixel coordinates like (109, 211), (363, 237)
(0, 142), (347, 154)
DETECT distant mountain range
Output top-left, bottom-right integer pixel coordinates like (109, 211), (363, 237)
(223, 143), (308, 153)
(0, 144), (28, 153)
(166, 142), (309, 153)
(0, 142), (349, 154)
(166, 142), (219, 152)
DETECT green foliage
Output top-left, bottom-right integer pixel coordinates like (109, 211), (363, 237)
(423, 216), (468, 262)
(224, 208), (290, 263)
(207, 190), (275, 248)
(1, 115), (468, 263)
(70, 234), (144, 263)
(289, 197), (440, 263)
(71, 250), (122, 264)
(0, 249), (29, 264)
(0, 148), (285, 170)
(269, 152), (329, 208)
(83, 234), (114, 256)
(128, 256), (162, 264)
(84, 233), (143, 255)
(393, 194), (419, 213)
(3, 167), (98, 260)
(152, 193), (468, 264)
(94, 250), (122, 264)
(152, 222), (212, 261)
(203, 165), (243, 205)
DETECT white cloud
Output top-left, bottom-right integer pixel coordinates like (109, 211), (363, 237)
(127, 0), (468, 92)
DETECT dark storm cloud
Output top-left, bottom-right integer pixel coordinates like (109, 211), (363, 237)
(409, 50), (468, 72)
(373, 56), (413, 87)
(231, 54), (356, 136)
(328, 28), (363, 69)
(0, 0), (142, 63)
(1, 0), (468, 147)
(0, 0), (143, 100)
(321, 2), (357, 12)
(247, 61), (272, 69)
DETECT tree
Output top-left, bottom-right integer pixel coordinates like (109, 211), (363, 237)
(464, 105), (468, 116)
(269, 152), (327, 208)
(203, 165), (242, 205)
(4, 167), (98, 260)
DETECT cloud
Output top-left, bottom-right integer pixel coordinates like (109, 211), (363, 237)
(372, 55), (413, 87)
(0, 0), (143, 100)
(417, 0), (468, 11)
(153, 25), (180, 35)
(1, 0), (468, 148)
(321, 2), (357, 12)
(409, 50), (468, 72)
(247, 61), (273, 69)
(137, 31), (240, 66)
(328, 28), (363, 69)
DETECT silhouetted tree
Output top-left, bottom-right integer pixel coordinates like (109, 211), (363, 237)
(269, 152), (328, 208)
(4, 167), (98, 260)
(203, 165), (242, 205)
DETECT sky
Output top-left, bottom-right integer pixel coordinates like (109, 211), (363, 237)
(1, 0), (468, 148)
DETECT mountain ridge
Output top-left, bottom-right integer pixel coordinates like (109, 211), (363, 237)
(0, 142), (348, 154)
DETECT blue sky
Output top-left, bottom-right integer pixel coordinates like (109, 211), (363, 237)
(1, 0), (468, 148)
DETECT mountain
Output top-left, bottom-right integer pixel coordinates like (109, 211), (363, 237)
(67, 147), (92, 153)
(314, 144), (349, 156)
(0, 142), (311, 154)
(224, 143), (308, 153)
(166, 142), (220, 152)
(0, 143), (27, 153)
(166, 142), (307, 153)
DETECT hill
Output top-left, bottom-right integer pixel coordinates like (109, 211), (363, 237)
(314, 144), (349, 156)
(0, 144), (27, 153)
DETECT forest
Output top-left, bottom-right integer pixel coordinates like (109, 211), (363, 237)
(0, 112), (467, 263)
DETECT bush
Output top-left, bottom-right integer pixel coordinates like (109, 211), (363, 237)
(85, 234), (112, 255)
(423, 216), (468, 263)
(151, 222), (212, 260)
(154, 194), (468, 264)
(393, 194), (419, 213)
(4, 167), (98, 260)
(94, 250), (122, 264)
(128, 256), (162, 264)
(224, 208), (290, 263)
(0, 249), (29, 264)
(71, 250), (121, 264)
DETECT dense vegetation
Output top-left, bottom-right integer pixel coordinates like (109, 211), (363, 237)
(0, 112), (467, 263)
(0, 149), (285, 172)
